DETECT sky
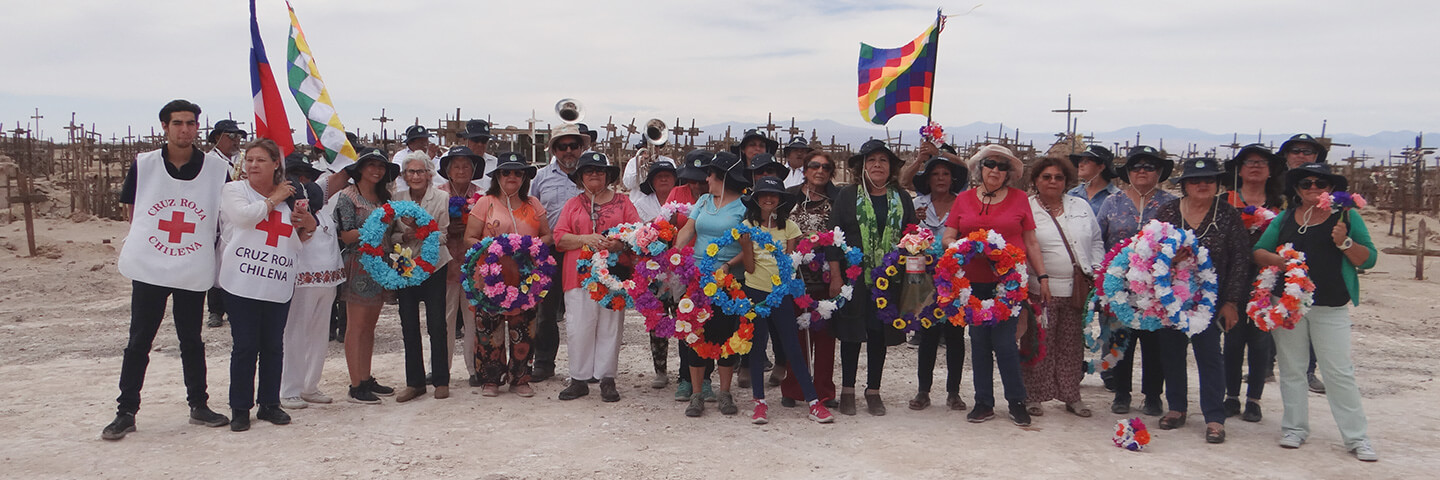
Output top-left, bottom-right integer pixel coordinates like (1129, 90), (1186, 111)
(1, 0), (1436, 146)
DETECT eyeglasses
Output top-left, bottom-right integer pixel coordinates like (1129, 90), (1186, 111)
(1286, 148), (1317, 156)
(1037, 173), (1067, 182)
(1183, 177), (1218, 185)
(497, 170), (524, 178)
(404, 169), (429, 176)
(805, 161), (834, 172)
(1297, 178), (1331, 190)
(581, 169), (607, 176)
(1129, 163), (1158, 173)
(1242, 159), (1270, 168)
(981, 159), (1011, 171)
(553, 142), (583, 152)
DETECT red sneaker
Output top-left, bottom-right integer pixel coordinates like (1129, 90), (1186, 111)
(751, 401), (769, 425)
(809, 403), (835, 424)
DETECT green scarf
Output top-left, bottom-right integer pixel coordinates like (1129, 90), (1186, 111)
(857, 188), (902, 283)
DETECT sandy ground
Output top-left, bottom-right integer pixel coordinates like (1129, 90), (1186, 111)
(1, 212), (1437, 479)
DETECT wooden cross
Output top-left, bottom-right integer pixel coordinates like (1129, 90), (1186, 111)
(373, 108), (392, 142)
(1051, 94), (1086, 137)
(759, 113), (779, 136)
(785, 117), (802, 139)
(64, 113), (83, 143)
(30, 108), (43, 139)
(603, 116), (620, 138)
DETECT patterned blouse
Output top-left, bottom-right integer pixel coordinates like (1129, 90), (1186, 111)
(1095, 188), (1178, 250)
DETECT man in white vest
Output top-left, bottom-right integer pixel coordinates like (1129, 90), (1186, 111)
(103, 100), (232, 440)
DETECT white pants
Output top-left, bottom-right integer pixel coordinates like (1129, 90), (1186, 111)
(564, 289), (624, 380)
(280, 286), (335, 399)
(1273, 305), (1370, 448)
(445, 281), (478, 377)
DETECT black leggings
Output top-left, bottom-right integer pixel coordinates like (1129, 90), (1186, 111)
(917, 323), (965, 393)
(840, 328), (887, 390)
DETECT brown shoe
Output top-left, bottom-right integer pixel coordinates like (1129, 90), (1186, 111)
(433, 386), (449, 399)
(481, 384), (501, 397)
(839, 392), (857, 416)
(395, 387), (424, 403)
(946, 393), (968, 411)
(865, 390), (887, 416)
(510, 383), (535, 397)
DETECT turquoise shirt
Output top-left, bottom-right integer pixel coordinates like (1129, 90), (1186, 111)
(690, 193), (747, 263)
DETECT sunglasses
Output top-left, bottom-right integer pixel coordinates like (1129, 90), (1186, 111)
(1286, 148), (1317, 156)
(1242, 158), (1270, 168)
(1183, 177), (1218, 185)
(553, 142), (583, 152)
(497, 170), (525, 178)
(805, 161), (835, 172)
(1129, 163), (1159, 173)
(1297, 178), (1331, 190)
(981, 159), (1011, 171)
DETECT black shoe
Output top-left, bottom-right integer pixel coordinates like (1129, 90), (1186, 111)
(1111, 394), (1131, 414)
(1008, 402), (1032, 427)
(1308, 374), (1326, 394)
(229, 409), (250, 432)
(599, 378), (620, 402)
(1141, 397), (1163, 417)
(558, 379), (590, 400)
(823, 398), (839, 409)
(780, 397), (797, 408)
(532, 364), (555, 382)
(1224, 398), (1242, 417)
(364, 377), (395, 396)
(1100, 370), (1116, 392)
(1242, 402), (1263, 423)
(966, 405), (995, 423)
(586, 377), (600, 384)
(348, 385), (381, 404)
(256, 405), (291, 425)
(101, 413), (136, 441)
(188, 406), (230, 427)
(206, 313), (224, 328)
(468, 374), (483, 387)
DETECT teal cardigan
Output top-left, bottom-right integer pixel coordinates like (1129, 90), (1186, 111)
(1253, 209), (1377, 306)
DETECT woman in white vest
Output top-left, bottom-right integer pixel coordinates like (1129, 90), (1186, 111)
(218, 139), (315, 432)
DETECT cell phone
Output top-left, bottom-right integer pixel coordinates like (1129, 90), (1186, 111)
(295, 199), (310, 213)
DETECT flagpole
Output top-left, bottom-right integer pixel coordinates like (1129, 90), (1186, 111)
(927, 8), (943, 141)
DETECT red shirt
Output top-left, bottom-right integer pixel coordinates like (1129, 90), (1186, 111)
(664, 186), (699, 246)
(553, 193), (641, 291)
(943, 187), (1035, 283)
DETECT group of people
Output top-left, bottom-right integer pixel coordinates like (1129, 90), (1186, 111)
(100, 99), (1379, 462)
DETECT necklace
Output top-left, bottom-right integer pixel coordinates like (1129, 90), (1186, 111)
(1297, 205), (1326, 235)
(978, 185), (1004, 215)
(1038, 195), (1064, 217)
(1182, 197), (1219, 238)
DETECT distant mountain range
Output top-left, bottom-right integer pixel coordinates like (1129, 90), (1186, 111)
(695, 119), (1430, 165)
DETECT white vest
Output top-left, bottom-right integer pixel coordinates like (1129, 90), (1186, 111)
(217, 182), (302, 303)
(293, 191), (346, 288)
(117, 149), (227, 291)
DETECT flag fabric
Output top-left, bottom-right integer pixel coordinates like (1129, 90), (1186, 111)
(285, 0), (356, 170)
(250, 0), (293, 157)
(857, 15), (945, 125)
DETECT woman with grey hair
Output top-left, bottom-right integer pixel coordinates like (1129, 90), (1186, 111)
(394, 152), (454, 403)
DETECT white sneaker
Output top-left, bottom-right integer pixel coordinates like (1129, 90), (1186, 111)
(1279, 432), (1305, 449)
(1351, 440), (1379, 462)
(301, 391), (333, 404)
(280, 397), (308, 410)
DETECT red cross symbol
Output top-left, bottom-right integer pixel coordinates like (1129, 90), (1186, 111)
(255, 210), (294, 247)
(157, 210), (196, 244)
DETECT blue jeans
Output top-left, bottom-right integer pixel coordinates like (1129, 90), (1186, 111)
(968, 283), (1026, 409)
(743, 287), (817, 402)
(1158, 323), (1226, 424)
(225, 292), (290, 410)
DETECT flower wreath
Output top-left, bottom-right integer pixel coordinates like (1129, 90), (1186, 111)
(448, 193), (481, 225)
(933, 229), (1029, 327)
(628, 246), (708, 339)
(1113, 417), (1151, 452)
(1239, 205), (1277, 234)
(657, 201), (693, 222)
(358, 201), (442, 289)
(876, 226), (950, 332)
(578, 246), (637, 311)
(1081, 239), (1135, 374)
(460, 234), (555, 313)
(608, 219), (678, 257)
(692, 230), (753, 360)
(789, 227), (863, 331)
(698, 224), (803, 318)
(1247, 243), (1315, 331)
(1100, 220), (1218, 336)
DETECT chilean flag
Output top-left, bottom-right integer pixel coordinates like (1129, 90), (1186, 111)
(250, 0), (294, 156)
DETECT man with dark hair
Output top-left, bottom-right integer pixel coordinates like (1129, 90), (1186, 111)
(104, 99), (231, 440)
(527, 123), (590, 381)
(458, 119), (500, 191)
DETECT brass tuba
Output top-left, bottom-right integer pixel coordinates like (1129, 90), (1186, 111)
(643, 118), (668, 146)
(555, 98), (584, 124)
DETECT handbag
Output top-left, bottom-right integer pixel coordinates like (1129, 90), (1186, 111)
(1045, 206), (1093, 310)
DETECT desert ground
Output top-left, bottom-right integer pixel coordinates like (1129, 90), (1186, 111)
(1, 212), (1436, 479)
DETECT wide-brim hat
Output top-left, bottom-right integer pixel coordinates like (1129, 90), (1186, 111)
(741, 176), (796, 212)
(438, 145), (486, 180)
(1224, 143), (1282, 186)
(729, 129), (779, 156)
(345, 149), (400, 183)
(403, 125), (433, 145)
(569, 152), (620, 185)
(488, 152), (538, 179)
(1117, 145), (1174, 183)
(640, 159), (678, 195)
(709, 151), (752, 188)
(848, 139), (904, 171)
(1279, 133), (1328, 163)
(460, 119), (492, 142)
(965, 144), (1023, 177)
(678, 150), (714, 184)
(578, 123), (600, 143)
(1170, 157), (1225, 184)
(207, 119), (248, 143)
(782, 137), (813, 154)
(1067, 145), (1118, 180)
(548, 123), (589, 152)
(747, 152), (789, 181)
(1284, 162), (1347, 195)
(284, 153), (322, 180)
(913, 157), (969, 195)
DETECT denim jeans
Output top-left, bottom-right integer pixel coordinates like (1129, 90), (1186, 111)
(225, 292), (290, 410)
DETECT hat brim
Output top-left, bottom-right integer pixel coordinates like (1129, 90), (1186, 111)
(740, 189), (796, 213)
(964, 153), (1024, 179)
(547, 133), (589, 151)
(285, 161), (323, 179)
(640, 165), (678, 195)
(488, 164), (538, 179)
(569, 165), (621, 186)
(346, 156), (400, 184)
(913, 158), (969, 195)
(1118, 155), (1175, 183)
(731, 134), (780, 156)
(1067, 154), (1118, 180)
(438, 154), (485, 180)
(1170, 170), (1224, 184)
(1284, 167), (1348, 195)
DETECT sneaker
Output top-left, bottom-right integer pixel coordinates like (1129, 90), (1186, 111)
(701, 380), (716, 403)
(510, 383), (535, 398)
(348, 385), (381, 404)
(364, 378), (395, 397)
(280, 397), (308, 410)
(1224, 398), (1241, 417)
(300, 391), (332, 404)
(674, 380), (693, 402)
(685, 393), (704, 417)
(599, 378), (620, 403)
(650, 374), (669, 389)
(966, 405), (995, 423)
(1141, 397), (1163, 417)
(717, 391), (738, 415)
(256, 405), (291, 425)
(101, 413), (136, 441)
(558, 379), (589, 400)
(808, 403), (835, 424)
(230, 409), (250, 432)
(1242, 402), (1263, 423)
(751, 401), (769, 424)
(1350, 440), (1379, 462)
(481, 384), (501, 397)
(1279, 432), (1305, 449)
(1008, 403), (1032, 427)
(206, 312), (224, 328)
(188, 406), (230, 427)
(1308, 374), (1326, 394)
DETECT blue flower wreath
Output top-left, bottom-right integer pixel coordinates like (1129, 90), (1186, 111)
(358, 201), (442, 290)
(697, 225), (804, 318)
(578, 247), (634, 310)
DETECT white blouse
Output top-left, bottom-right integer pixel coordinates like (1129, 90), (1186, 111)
(1027, 195), (1105, 295)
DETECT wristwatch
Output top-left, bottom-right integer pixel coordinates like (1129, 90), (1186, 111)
(1037, 274), (1050, 280)
(1339, 237), (1353, 250)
